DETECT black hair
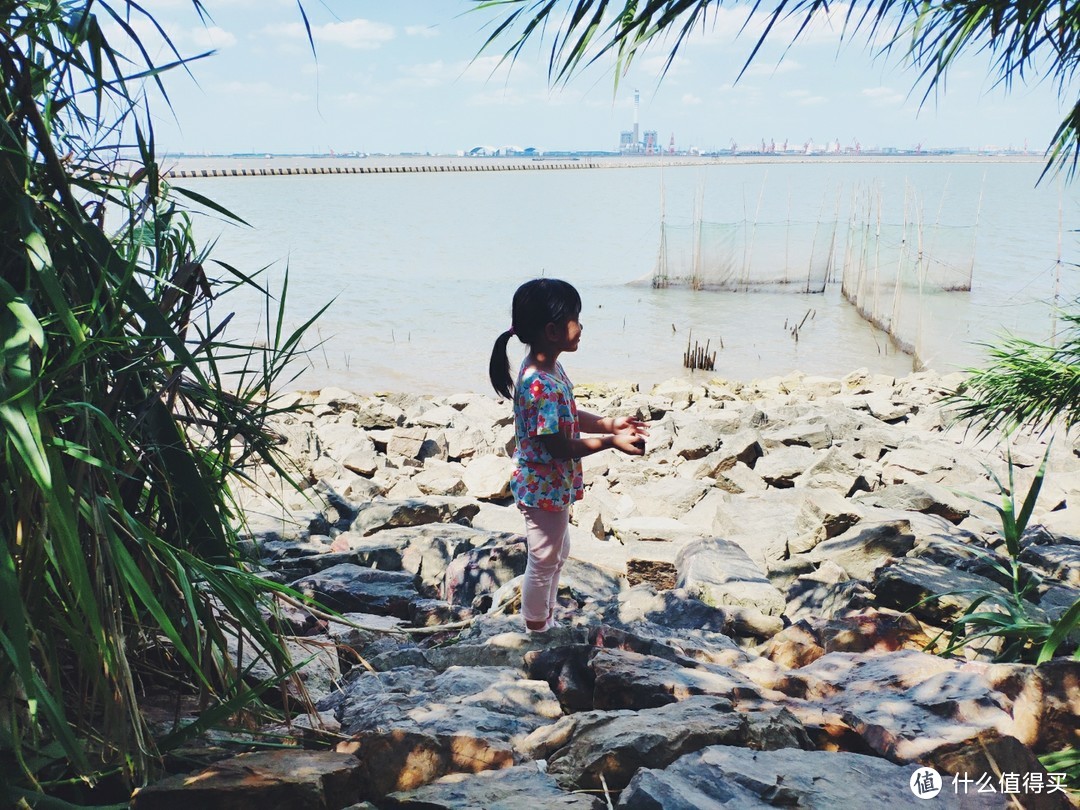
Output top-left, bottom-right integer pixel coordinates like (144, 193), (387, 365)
(488, 278), (582, 400)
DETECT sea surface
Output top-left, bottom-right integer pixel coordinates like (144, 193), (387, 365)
(168, 155), (1080, 395)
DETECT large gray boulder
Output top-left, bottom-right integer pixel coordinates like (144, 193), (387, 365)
(676, 538), (786, 617)
(807, 518), (916, 580)
(381, 765), (601, 809)
(290, 564), (418, 618)
(626, 478), (712, 520)
(616, 745), (977, 809)
(588, 647), (768, 710)
(442, 533), (527, 608)
(521, 698), (810, 792)
(322, 665), (561, 799)
(132, 750), (363, 810)
(873, 556), (1019, 626)
(856, 481), (971, 524)
(462, 454), (514, 500)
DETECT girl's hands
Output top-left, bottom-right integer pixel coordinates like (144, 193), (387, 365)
(609, 417), (649, 456)
(612, 432), (646, 455)
(611, 416), (649, 437)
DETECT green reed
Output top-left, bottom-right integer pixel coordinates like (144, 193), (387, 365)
(1, 1), (325, 804)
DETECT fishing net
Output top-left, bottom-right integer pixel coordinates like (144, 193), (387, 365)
(652, 182), (979, 360)
(654, 218), (837, 293)
(840, 201), (977, 357)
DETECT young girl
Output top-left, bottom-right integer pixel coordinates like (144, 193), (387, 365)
(489, 278), (648, 633)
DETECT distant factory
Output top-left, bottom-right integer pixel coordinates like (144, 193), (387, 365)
(619, 90), (663, 155)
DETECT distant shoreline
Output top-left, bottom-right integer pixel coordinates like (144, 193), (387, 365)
(161, 153), (1046, 178)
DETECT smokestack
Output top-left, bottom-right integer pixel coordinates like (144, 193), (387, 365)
(633, 89), (640, 151)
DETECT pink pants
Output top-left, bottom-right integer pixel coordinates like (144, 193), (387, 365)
(518, 505), (571, 623)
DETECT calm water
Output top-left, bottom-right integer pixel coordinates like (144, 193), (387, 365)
(172, 156), (1080, 395)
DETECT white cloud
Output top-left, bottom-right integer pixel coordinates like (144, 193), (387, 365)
(467, 88), (529, 106)
(217, 80), (308, 103)
(698, 3), (855, 47)
(862, 86), (905, 105)
(741, 59), (802, 78)
(264, 18), (395, 50)
(638, 54), (690, 79)
(398, 60), (455, 88)
(395, 55), (529, 88)
(784, 89), (827, 105)
(459, 54), (529, 82)
(334, 91), (380, 107)
(682, 93), (702, 105)
(188, 25), (236, 49)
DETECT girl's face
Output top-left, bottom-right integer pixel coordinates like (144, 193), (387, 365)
(551, 315), (582, 353)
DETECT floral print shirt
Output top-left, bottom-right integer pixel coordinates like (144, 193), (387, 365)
(510, 360), (584, 511)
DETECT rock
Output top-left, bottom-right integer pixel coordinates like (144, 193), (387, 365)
(808, 518), (917, 580)
(617, 745), (974, 809)
(708, 489), (809, 571)
(670, 420), (723, 460)
(326, 612), (408, 658)
(1000, 658), (1080, 753)
(713, 461), (768, 494)
(290, 564), (418, 618)
(783, 648), (958, 702)
(716, 429), (764, 469)
(442, 533), (527, 609)
(470, 502), (525, 534)
(592, 585), (758, 658)
(386, 427), (427, 459)
(325, 666), (561, 799)
(522, 697), (780, 792)
(626, 559), (677, 590)
(315, 388), (360, 412)
(524, 644), (598, 713)
(411, 462), (467, 497)
(839, 668), (1022, 762)
(625, 478), (711, 520)
(866, 395), (912, 423)
(754, 444), (818, 488)
(785, 564), (875, 621)
(462, 454), (514, 500)
(789, 488), (864, 554)
(560, 557), (626, 603)
(351, 498), (480, 536)
(856, 481), (971, 523)
(133, 750), (362, 810)
(410, 598), (473, 627)
(794, 447), (871, 494)
(609, 517), (704, 545)
(380, 765), (601, 809)
(675, 538), (786, 616)
(763, 609), (931, 670)
(588, 647), (766, 710)
(926, 731), (1073, 810)
(1020, 541), (1080, 586)
(873, 556), (1013, 626)
(761, 419), (835, 450)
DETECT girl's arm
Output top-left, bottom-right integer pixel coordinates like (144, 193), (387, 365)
(578, 409), (649, 436)
(540, 430), (643, 459)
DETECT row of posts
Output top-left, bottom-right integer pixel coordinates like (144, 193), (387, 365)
(164, 161), (600, 178)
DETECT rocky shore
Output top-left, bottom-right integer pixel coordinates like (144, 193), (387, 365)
(134, 370), (1080, 809)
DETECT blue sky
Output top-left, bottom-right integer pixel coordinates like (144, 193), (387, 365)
(134, 0), (1071, 155)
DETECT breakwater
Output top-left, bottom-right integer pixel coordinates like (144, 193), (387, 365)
(163, 160), (602, 178)
(161, 153), (1043, 179)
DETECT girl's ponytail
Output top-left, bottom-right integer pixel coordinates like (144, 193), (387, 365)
(490, 278), (579, 400)
(489, 329), (515, 400)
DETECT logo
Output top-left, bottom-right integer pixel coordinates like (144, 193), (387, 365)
(910, 767), (943, 799)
